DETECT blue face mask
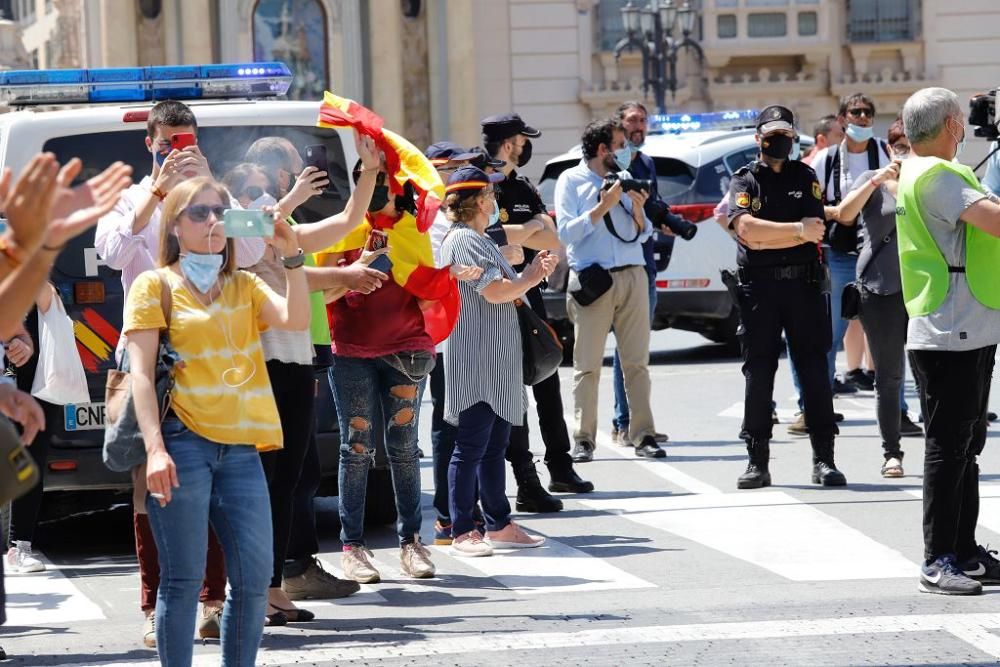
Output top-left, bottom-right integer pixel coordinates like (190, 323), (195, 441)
(789, 138), (801, 161)
(155, 149), (169, 166)
(179, 251), (224, 294)
(488, 200), (501, 226)
(845, 124), (874, 143)
(613, 146), (633, 171)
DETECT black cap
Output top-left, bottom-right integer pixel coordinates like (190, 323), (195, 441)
(481, 113), (541, 144)
(444, 165), (505, 200)
(756, 105), (795, 134)
(424, 141), (479, 165)
(468, 146), (505, 170)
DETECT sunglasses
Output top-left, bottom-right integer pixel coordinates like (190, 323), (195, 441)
(847, 108), (874, 119)
(241, 186), (265, 201)
(182, 205), (226, 223)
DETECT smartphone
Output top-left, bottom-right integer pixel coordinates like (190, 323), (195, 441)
(368, 253), (393, 275)
(304, 144), (329, 175)
(223, 209), (275, 238)
(170, 132), (196, 152)
(365, 228), (389, 252)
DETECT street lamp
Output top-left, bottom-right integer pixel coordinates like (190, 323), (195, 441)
(614, 0), (705, 114)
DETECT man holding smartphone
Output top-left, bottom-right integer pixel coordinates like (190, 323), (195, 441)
(94, 99), (266, 647)
(481, 113), (595, 510)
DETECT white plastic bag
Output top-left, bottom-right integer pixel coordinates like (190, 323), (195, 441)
(31, 297), (90, 405)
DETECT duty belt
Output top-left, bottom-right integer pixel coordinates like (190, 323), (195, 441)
(609, 264), (643, 273)
(738, 262), (821, 282)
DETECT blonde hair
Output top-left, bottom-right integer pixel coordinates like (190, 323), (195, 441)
(444, 189), (486, 224)
(158, 177), (236, 273)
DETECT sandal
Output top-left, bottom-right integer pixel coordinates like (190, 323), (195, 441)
(881, 457), (904, 478)
(269, 604), (315, 623)
(264, 610), (288, 627)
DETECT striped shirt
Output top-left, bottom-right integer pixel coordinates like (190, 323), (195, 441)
(440, 225), (526, 426)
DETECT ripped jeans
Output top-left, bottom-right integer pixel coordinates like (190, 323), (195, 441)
(329, 352), (434, 546)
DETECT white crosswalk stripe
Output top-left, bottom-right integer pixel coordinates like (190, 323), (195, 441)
(5, 557), (105, 625)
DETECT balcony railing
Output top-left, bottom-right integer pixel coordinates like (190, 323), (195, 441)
(847, 0), (921, 43)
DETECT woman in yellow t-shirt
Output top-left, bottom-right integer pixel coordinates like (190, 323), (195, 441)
(124, 177), (309, 667)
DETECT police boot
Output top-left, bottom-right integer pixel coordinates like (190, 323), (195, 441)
(811, 439), (847, 487)
(514, 462), (564, 513)
(737, 439), (771, 490)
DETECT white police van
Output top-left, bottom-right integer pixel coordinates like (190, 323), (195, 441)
(0, 63), (395, 523)
(537, 110), (813, 353)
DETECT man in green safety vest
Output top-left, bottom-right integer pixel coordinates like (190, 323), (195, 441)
(898, 87), (1000, 596)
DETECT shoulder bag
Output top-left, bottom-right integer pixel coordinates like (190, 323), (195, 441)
(841, 228), (897, 320)
(102, 270), (180, 473)
(516, 298), (563, 385)
(825, 140), (891, 254)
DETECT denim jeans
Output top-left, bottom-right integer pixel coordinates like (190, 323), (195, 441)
(146, 419), (272, 667)
(329, 353), (428, 546)
(612, 275), (658, 432)
(449, 402), (512, 536)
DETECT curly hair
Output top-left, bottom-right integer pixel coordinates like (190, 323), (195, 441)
(444, 190), (486, 224)
(581, 118), (623, 161)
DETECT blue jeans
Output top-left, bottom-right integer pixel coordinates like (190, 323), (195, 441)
(612, 276), (658, 432)
(449, 402), (512, 537)
(146, 419), (272, 667)
(328, 354), (427, 546)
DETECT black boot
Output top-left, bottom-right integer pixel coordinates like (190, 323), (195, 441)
(514, 462), (564, 513)
(737, 439), (771, 489)
(811, 439), (847, 486)
(547, 465), (595, 493)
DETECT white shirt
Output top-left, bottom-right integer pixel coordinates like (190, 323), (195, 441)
(429, 208), (451, 267)
(811, 141), (891, 204)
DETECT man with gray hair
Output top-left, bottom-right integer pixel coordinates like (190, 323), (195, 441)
(898, 86), (1000, 595)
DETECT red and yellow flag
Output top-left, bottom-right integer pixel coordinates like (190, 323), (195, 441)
(317, 91), (444, 232)
(316, 93), (458, 344)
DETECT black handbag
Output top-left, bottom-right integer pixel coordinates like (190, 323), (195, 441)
(824, 139), (890, 254)
(841, 229), (897, 320)
(569, 265), (613, 306)
(516, 298), (563, 385)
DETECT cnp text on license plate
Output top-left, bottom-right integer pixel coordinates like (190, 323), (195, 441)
(64, 403), (106, 431)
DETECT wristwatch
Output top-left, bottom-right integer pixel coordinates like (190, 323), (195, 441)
(282, 248), (306, 270)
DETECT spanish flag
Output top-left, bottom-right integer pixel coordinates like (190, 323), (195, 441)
(316, 93), (459, 344)
(317, 91), (443, 232)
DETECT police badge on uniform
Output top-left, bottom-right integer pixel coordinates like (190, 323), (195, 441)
(736, 192), (750, 208)
(751, 197), (761, 212)
(812, 182), (822, 200)
(499, 208), (510, 223)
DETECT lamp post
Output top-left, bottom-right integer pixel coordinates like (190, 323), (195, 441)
(614, 0), (705, 114)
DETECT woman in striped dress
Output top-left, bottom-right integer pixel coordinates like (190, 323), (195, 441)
(440, 166), (559, 557)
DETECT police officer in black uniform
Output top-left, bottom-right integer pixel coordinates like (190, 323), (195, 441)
(727, 105), (846, 489)
(480, 113), (595, 511)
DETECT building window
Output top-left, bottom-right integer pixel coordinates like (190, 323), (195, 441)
(747, 0), (788, 5)
(718, 14), (737, 38)
(0, 0), (11, 20)
(253, 0), (329, 101)
(848, 0), (921, 43)
(798, 11), (817, 35)
(596, 0), (630, 52)
(14, 0), (34, 24)
(715, 0), (737, 6)
(748, 12), (787, 37)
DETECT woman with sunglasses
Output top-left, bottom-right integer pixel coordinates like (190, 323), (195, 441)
(125, 177), (309, 666)
(824, 119), (912, 478)
(440, 165), (557, 556)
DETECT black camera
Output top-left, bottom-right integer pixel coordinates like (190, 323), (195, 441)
(645, 199), (697, 241)
(602, 171), (653, 194)
(969, 90), (999, 141)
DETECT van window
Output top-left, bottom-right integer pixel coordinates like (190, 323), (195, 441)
(42, 125), (348, 223)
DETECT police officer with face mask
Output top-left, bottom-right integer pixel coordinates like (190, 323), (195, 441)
(727, 105), (846, 490)
(480, 113), (595, 511)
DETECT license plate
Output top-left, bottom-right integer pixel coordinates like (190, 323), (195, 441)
(64, 402), (106, 431)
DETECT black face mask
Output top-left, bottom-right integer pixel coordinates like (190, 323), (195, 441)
(517, 139), (533, 167)
(760, 134), (794, 160)
(368, 184), (390, 212)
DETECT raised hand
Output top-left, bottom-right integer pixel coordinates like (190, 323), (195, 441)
(3, 153), (60, 258)
(45, 160), (133, 250)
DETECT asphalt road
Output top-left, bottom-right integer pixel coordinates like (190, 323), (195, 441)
(5, 328), (1000, 666)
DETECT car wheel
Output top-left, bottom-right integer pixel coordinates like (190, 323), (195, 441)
(363, 466), (398, 527)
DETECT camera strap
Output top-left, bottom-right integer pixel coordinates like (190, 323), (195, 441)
(603, 204), (641, 243)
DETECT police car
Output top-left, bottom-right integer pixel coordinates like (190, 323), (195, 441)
(0, 63), (395, 522)
(537, 110), (813, 352)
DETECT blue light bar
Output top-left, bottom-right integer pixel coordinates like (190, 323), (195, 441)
(649, 109), (760, 134)
(0, 62), (293, 106)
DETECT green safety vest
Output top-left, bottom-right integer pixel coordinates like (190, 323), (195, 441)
(287, 216), (332, 346)
(896, 156), (1000, 316)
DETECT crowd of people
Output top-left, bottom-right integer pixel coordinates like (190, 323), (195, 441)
(1, 85), (1000, 664)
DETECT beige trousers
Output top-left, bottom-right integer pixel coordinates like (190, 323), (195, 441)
(566, 266), (654, 445)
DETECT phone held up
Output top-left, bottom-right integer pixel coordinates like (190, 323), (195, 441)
(223, 209), (275, 238)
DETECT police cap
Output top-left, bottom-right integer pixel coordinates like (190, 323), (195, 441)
(481, 113), (541, 144)
(756, 105), (795, 134)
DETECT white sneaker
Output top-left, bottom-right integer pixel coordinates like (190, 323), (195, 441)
(400, 539), (436, 578)
(6, 541), (45, 574)
(449, 530), (493, 558)
(341, 545), (381, 583)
